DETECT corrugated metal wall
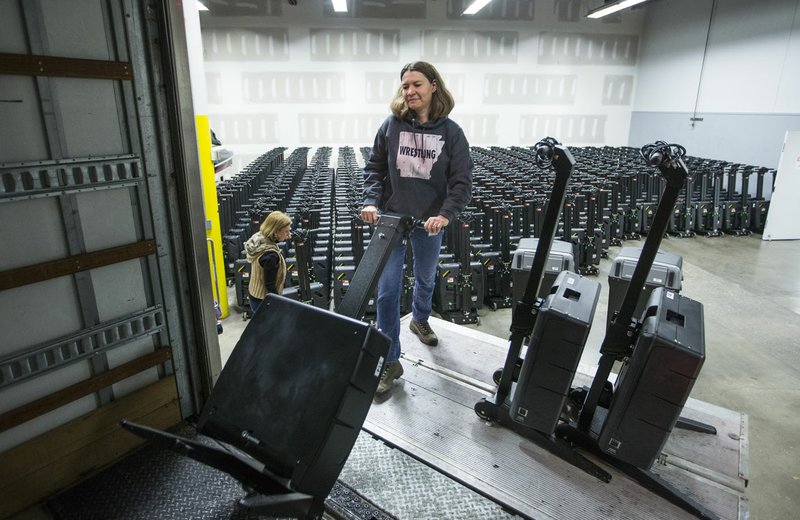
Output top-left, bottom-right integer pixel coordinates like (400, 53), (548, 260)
(0, 0), (217, 514)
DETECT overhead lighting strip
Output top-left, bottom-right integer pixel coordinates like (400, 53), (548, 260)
(587, 0), (648, 19)
(463, 0), (493, 16)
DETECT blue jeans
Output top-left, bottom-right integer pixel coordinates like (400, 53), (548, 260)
(248, 295), (262, 314)
(376, 227), (443, 364)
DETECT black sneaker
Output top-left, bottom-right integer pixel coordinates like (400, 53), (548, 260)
(410, 320), (438, 346)
(376, 361), (404, 394)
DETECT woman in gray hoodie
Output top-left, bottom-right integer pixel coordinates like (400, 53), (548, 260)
(361, 61), (473, 396)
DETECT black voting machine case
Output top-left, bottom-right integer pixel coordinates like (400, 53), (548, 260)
(475, 139), (719, 520)
(597, 286), (706, 469)
(198, 295), (388, 498)
(120, 214), (415, 519)
(123, 294), (390, 519)
(510, 270), (600, 435)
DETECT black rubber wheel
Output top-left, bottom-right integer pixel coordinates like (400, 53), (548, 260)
(492, 368), (503, 385)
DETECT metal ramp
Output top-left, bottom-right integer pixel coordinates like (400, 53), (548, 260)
(362, 315), (748, 520)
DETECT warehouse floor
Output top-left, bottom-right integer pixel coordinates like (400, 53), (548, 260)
(14, 234), (798, 520)
(209, 233), (800, 520)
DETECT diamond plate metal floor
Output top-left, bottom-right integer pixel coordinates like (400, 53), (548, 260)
(341, 433), (518, 520)
(46, 423), (397, 520)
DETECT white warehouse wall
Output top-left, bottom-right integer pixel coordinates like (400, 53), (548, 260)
(631, 0), (800, 168)
(199, 0), (646, 169)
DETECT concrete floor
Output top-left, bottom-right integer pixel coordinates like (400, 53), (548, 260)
(210, 233), (800, 520)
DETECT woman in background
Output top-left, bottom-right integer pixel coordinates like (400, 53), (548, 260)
(245, 211), (291, 314)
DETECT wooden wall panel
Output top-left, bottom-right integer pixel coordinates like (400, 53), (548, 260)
(0, 376), (180, 518)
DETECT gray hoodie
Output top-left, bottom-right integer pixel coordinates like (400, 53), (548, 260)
(363, 115), (473, 222)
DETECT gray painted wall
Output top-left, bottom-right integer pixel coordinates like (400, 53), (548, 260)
(629, 112), (800, 169)
(631, 0), (800, 168)
(199, 0), (646, 166)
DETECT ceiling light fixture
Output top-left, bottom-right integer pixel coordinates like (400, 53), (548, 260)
(463, 0), (492, 16)
(586, 0), (649, 19)
(332, 0), (348, 13)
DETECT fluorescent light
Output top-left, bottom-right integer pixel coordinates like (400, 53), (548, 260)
(586, 0), (648, 19)
(332, 0), (348, 12)
(196, 1), (208, 11)
(463, 0), (492, 15)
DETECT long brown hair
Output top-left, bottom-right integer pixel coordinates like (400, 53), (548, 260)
(390, 61), (455, 121)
